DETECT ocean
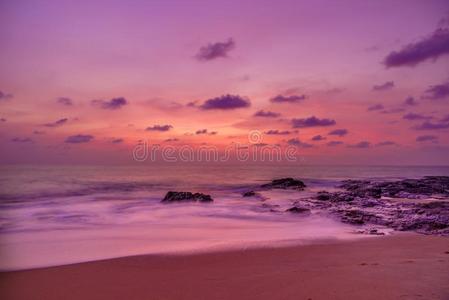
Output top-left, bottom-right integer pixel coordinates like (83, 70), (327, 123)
(1, 164), (448, 270)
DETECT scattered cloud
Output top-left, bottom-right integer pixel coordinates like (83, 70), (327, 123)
(403, 96), (418, 106)
(326, 141), (343, 147)
(380, 107), (405, 114)
(0, 118), (6, 122)
(403, 113), (433, 121)
(287, 138), (313, 148)
(376, 141), (397, 147)
(43, 118), (68, 128)
(270, 94), (307, 103)
(111, 138), (123, 144)
(199, 94), (250, 110)
(413, 120), (449, 130)
(33, 130), (45, 135)
(146, 124), (173, 131)
(367, 104), (384, 111)
(416, 135), (438, 143)
(195, 38), (235, 61)
(11, 137), (33, 143)
(57, 97), (73, 106)
(264, 130), (292, 135)
(253, 110), (281, 118)
(328, 128), (348, 137)
(195, 129), (217, 135)
(372, 81), (395, 91)
(311, 135), (326, 141)
(422, 81), (449, 100)
(164, 138), (179, 142)
(383, 28), (449, 68)
(291, 116), (336, 128)
(0, 90), (13, 101)
(92, 97), (128, 110)
(65, 134), (94, 143)
(348, 141), (371, 148)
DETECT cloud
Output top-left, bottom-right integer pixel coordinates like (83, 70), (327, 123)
(372, 81), (395, 91)
(380, 107), (405, 114)
(92, 97), (128, 110)
(422, 81), (449, 100)
(348, 141), (371, 148)
(291, 116), (336, 128)
(199, 94), (250, 110)
(146, 124), (173, 131)
(326, 141), (343, 147)
(264, 130), (292, 135)
(311, 135), (326, 141)
(403, 96), (418, 106)
(111, 138), (123, 144)
(65, 134), (94, 143)
(195, 38), (235, 61)
(413, 121), (449, 130)
(287, 138), (313, 148)
(57, 97), (73, 106)
(416, 135), (438, 142)
(33, 130), (45, 135)
(376, 141), (397, 146)
(328, 128), (348, 137)
(164, 138), (179, 142)
(383, 28), (449, 68)
(11, 137), (33, 143)
(0, 90), (13, 101)
(403, 113), (433, 121)
(43, 118), (68, 128)
(253, 110), (281, 118)
(270, 94), (307, 103)
(0, 118), (6, 122)
(195, 129), (217, 135)
(367, 104), (384, 111)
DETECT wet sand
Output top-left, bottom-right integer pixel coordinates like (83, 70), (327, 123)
(1, 233), (448, 300)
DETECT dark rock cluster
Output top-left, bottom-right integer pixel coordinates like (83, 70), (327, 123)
(162, 191), (213, 203)
(261, 178), (306, 190)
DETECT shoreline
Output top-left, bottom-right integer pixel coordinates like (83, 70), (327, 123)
(1, 233), (448, 300)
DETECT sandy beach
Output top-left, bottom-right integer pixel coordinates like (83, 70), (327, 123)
(1, 233), (448, 300)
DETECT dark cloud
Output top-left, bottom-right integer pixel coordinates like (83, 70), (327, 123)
(380, 107), (405, 114)
(372, 81), (395, 91)
(65, 134), (94, 143)
(0, 90), (13, 101)
(328, 128), (348, 137)
(111, 138), (123, 144)
(327, 141), (343, 147)
(164, 138), (179, 142)
(195, 129), (217, 135)
(311, 135), (326, 141)
(92, 97), (128, 110)
(264, 130), (292, 135)
(270, 94), (307, 103)
(33, 130), (45, 135)
(416, 135), (438, 142)
(348, 141), (371, 148)
(43, 118), (68, 128)
(195, 38), (235, 61)
(422, 81), (449, 100)
(383, 28), (449, 68)
(146, 125), (173, 132)
(413, 120), (449, 130)
(287, 138), (313, 148)
(367, 104), (384, 111)
(0, 118), (6, 122)
(199, 94), (250, 110)
(11, 137), (33, 143)
(291, 116), (336, 128)
(376, 141), (397, 147)
(404, 96), (418, 106)
(403, 113), (433, 121)
(253, 110), (281, 118)
(57, 97), (73, 106)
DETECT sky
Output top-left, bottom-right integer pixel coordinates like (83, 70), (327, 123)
(1, 0), (449, 165)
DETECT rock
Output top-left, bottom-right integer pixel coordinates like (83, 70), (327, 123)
(162, 191), (213, 203)
(316, 191), (331, 201)
(261, 178), (306, 190)
(242, 191), (256, 197)
(286, 206), (311, 214)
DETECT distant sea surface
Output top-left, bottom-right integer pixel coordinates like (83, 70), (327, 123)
(1, 164), (448, 270)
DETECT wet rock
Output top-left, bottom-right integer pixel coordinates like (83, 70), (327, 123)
(242, 191), (256, 197)
(316, 191), (331, 201)
(162, 191), (213, 203)
(340, 210), (383, 225)
(261, 178), (306, 190)
(286, 206), (311, 214)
